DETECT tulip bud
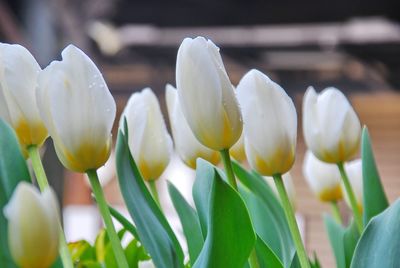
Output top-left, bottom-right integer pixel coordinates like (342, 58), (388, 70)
(3, 182), (59, 268)
(166, 84), (219, 168)
(265, 173), (296, 209)
(342, 159), (363, 211)
(302, 86), (361, 163)
(37, 45), (115, 172)
(303, 151), (343, 202)
(0, 43), (48, 149)
(230, 132), (246, 162)
(176, 37), (242, 151)
(237, 69), (297, 176)
(122, 88), (172, 181)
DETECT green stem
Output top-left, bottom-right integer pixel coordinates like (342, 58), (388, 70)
(219, 149), (238, 190)
(87, 169), (129, 268)
(249, 248), (260, 268)
(148, 180), (161, 207)
(27, 145), (73, 268)
(273, 174), (310, 268)
(330, 201), (343, 225)
(337, 162), (363, 233)
(220, 149), (260, 267)
(27, 145), (49, 190)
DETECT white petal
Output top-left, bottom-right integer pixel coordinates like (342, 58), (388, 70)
(0, 43), (43, 125)
(123, 88), (172, 179)
(166, 84), (218, 167)
(237, 69), (296, 175)
(37, 45), (115, 171)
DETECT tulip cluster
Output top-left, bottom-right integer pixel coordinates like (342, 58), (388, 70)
(0, 35), (371, 268)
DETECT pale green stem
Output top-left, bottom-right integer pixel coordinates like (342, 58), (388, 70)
(273, 174), (310, 268)
(27, 145), (73, 268)
(87, 169), (129, 268)
(337, 162), (363, 233)
(148, 180), (160, 207)
(219, 148), (238, 190)
(330, 201), (343, 225)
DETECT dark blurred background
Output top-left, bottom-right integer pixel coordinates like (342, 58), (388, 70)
(1, 0), (400, 266)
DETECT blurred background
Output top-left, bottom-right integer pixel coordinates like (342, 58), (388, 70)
(1, 0), (400, 266)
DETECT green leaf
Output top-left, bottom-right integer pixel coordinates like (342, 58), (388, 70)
(255, 236), (283, 268)
(351, 199), (400, 267)
(0, 119), (31, 268)
(310, 252), (322, 268)
(109, 206), (140, 241)
(324, 215), (359, 268)
(192, 159), (215, 237)
(95, 229), (108, 262)
(68, 240), (96, 262)
(115, 127), (184, 268)
(343, 221), (359, 266)
(125, 239), (151, 267)
(232, 161), (296, 267)
(104, 243), (118, 268)
(193, 171), (256, 268)
(361, 127), (389, 225)
(76, 260), (103, 268)
(168, 181), (204, 264)
(324, 215), (346, 268)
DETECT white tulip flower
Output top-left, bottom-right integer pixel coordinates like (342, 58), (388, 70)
(237, 69), (297, 176)
(3, 182), (59, 268)
(0, 43), (48, 149)
(166, 84), (219, 168)
(176, 36), (242, 151)
(343, 159), (363, 211)
(303, 150), (343, 202)
(302, 86), (361, 163)
(37, 45), (116, 172)
(122, 88), (172, 181)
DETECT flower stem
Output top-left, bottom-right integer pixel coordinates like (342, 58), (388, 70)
(330, 201), (343, 225)
(87, 169), (129, 268)
(273, 174), (310, 268)
(219, 149), (238, 190)
(148, 180), (160, 206)
(337, 162), (363, 233)
(220, 149), (260, 268)
(27, 145), (73, 268)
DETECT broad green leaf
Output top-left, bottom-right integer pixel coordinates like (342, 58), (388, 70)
(351, 199), (400, 268)
(193, 171), (256, 268)
(0, 119), (31, 268)
(343, 221), (359, 266)
(168, 181), (204, 264)
(255, 236), (283, 268)
(109, 206), (140, 241)
(324, 215), (359, 268)
(116, 127), (184, 268)
(233, 161), (296, 267)
(324, 215), (346, 268)
(192, 159), (215, 237)
(361, 127), (389, 225)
